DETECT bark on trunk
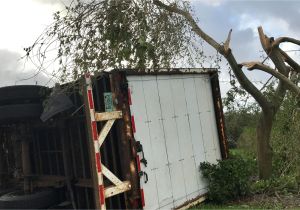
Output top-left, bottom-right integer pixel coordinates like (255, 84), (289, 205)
(257, 110), (274, 179)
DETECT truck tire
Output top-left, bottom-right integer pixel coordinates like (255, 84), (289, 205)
(0, 188), (15, 197)
(0, 189), (58, 209)
(0, 85), (48, 105)
(0, 104), (43, 123)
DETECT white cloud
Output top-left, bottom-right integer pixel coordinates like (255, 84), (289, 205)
(0, 49), (52, 87)
(0, 0), (64, 86)
(193, 0), (224, 6)
(238, 13), (291, 38)
(0, 0), (62, 53)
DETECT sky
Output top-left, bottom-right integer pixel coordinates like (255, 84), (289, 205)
(0, 0), (299, 94)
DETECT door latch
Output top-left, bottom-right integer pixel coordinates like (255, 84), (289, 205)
(139, 171), (148, 184)
(136, 141), (147, 167)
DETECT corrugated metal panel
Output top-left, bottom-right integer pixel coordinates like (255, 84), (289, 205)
(127, 74), (222, 209)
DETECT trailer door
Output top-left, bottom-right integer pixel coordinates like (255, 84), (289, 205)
(127, 74), (221, 209)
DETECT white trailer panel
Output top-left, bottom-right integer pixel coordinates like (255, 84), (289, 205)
(128, 74), (222, 209)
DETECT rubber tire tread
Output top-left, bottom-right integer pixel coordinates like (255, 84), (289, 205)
(0, 104), (42, 123)
(0, 189), (58, 209)
(0, 85), (48, 105)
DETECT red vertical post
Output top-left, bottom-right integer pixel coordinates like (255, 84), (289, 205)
(85, 74), (106, 210)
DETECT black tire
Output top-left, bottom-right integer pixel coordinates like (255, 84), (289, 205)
(0, 189), (59, 209)
(0, 104), (43, 123)
(0, 85), (48, 105)
(0, 188), (15, 197)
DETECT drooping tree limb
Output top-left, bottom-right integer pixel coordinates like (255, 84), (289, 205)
(153, 0), (223, 52)
(241, 62), (300, 96)
(153, 0), (270, 110)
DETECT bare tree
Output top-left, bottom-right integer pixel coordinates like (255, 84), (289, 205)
(153, 0), (300, 179)
(27, 0), (300, 179)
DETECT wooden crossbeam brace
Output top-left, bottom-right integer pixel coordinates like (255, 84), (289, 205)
(85, 74), (130, 209)
(98, 119), (115, 147)
(102, 165), (123, 186)
(95, 111), (123, 121)
(105, 181), (131, 198)
(95, 109), (131, 201)
(102, 165), (131, 198)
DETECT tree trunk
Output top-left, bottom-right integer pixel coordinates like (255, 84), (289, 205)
(256, 110), (274, 179)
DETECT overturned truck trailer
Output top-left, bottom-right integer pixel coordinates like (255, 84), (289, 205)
(0, 69), (228, 209)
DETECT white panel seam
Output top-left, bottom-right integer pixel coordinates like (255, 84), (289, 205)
(193, 76), (207, 162)
(170, 77), (188, 200)
(141, 78), (160, 208)
(155, 75), (175, 208)
(182, 78), (201, 192)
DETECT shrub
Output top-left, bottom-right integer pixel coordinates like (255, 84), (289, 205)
(200, 154), (255, 204)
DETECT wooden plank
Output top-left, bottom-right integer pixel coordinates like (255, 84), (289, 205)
(98, 119), (115, 146)
(102, 164), (122, 186)
(176, 195), (206, 210)
(95, 111), (123, 121)
(104, 181), (131, 198)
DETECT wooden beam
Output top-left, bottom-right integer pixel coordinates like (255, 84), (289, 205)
(102, 164), (122, 186)
(104, 181), (131, 198)
(95, 111), (123, 121)
(98, 119), (115, 147)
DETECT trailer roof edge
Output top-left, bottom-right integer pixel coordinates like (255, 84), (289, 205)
(100, 68), (218, 76)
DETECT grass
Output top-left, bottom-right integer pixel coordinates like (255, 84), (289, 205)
(190, 203), (259, 209)
(190, 193), (300, 209)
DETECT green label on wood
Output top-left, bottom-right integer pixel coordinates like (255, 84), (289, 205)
(104, 92), (114, 112)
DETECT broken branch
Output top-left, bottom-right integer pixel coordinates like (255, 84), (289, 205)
(240, 62), (300, 96)
(273, 37), (300, 47)
(154, 0), (270, 109)
(224, 29), (232, 55)
(279, 49), (300, 73)
(258, 26), (271, 52)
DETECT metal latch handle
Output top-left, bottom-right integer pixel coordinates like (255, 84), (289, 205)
(136, 141), (147, 167)
(139, 171), (148, 184)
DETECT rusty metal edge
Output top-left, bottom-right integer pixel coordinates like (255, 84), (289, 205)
(109, 72), (141, 209)
(94, 68), (217, 78)
(210, 72), (229, 159)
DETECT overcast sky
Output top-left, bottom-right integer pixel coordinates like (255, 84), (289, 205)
(0, 0), (299, 93)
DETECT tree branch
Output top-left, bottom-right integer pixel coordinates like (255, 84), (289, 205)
(279, 49), (300, 73)
(273, 37), (300, 47)
(241, 62), (300, 96)
(154, 0), (270, 110)
(258, 26), (289, 77)
(258, 26), (272, 52)
(224, 29), (232, 54)
(153, 0), (223, 53)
